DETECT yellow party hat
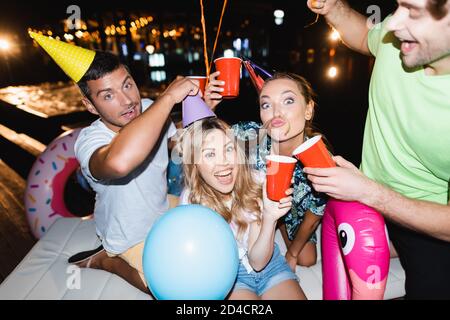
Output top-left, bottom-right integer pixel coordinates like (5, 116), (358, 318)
(29, 32), (96, 82)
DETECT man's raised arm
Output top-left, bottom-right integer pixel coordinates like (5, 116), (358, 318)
(307, 0), (373, 55)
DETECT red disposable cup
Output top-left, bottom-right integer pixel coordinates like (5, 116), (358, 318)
(214, 57), (242, 99)
(266, 155), (297, 201)
(187, 76), (207, 97)
(292, 135), (335, 168)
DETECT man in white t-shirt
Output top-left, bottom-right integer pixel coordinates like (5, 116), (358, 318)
(69, 51), (198, 291)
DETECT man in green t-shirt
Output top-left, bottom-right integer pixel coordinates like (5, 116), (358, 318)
(304, 0), (450, 299)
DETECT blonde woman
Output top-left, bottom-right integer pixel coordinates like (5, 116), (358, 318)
(205, 72), (329, 271)
(176, 117), (306, 300)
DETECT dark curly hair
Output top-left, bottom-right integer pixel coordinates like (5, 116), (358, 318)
(77, 50), (129, 100)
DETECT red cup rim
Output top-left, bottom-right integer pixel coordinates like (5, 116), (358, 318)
(292, 135), (323, 155)
(266, 155), (297, 164)
(214, 57), (242, 63)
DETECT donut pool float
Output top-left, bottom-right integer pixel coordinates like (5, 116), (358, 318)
(322, 199), (390, 300)
(24, 128), (94, 238)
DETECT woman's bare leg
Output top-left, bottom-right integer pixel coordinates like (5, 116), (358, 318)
(297, 242), (317, 267)
(228, 289), (260, 300)
(278, 223), (317, 267)
(261, 280), (307, 300)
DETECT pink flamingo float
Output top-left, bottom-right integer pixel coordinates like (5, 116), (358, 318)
(321, 199), (390, 300)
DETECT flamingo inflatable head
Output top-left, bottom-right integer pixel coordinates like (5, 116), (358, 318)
(322, 199), (390, 300)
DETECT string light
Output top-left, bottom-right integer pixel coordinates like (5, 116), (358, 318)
(63, 33), (74, 41)
(0, 38), (11, 51)
(327, 66), (338, 79)
(26, 10), (348, 83)
(330, 28), (340, 41)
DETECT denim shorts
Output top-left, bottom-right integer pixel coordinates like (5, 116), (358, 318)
(233, 243), (299, 296)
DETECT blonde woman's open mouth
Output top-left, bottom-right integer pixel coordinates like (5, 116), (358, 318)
(214, 168), (234, 185)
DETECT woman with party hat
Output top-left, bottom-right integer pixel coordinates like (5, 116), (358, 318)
(205, 71), (329, 272)
(176, 117), (306, 299)
(31, 33), (201, 293)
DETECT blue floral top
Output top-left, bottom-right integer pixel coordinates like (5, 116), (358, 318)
(232, 121), (328, 242)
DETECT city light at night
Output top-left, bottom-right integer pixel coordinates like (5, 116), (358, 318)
(0, 39), (10, 51)
(327, 66), (338, 78)
(330, 29), (340, 41)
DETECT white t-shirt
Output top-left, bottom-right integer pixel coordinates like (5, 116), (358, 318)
(179, 188), (259, 273)
(74, 98), (176, 254)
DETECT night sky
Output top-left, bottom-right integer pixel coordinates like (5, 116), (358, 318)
(0, 0), (398, 165)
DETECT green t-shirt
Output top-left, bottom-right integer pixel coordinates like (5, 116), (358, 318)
(361, 16), (450, 205)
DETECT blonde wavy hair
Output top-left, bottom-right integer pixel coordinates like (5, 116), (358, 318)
(176, 117), (262, 239)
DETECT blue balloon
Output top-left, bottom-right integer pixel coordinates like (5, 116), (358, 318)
(143, 204), (239, 300)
